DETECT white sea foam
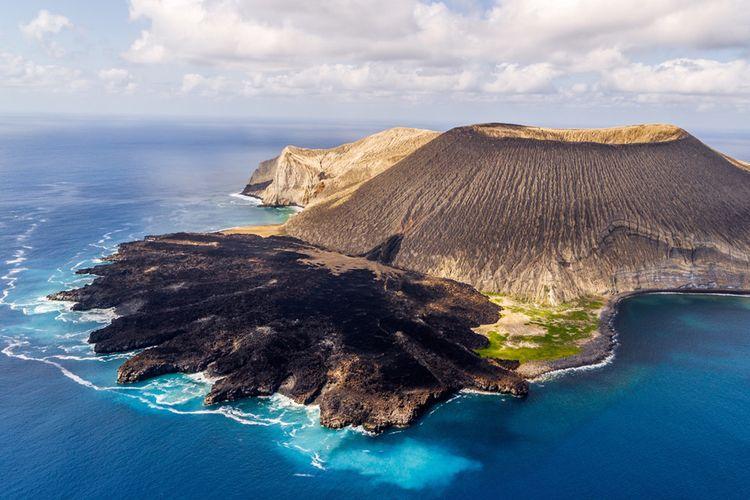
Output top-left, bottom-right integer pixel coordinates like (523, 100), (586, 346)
(6, 250), (27, 265)
(88, 228), (128, 252)
(1, 337), (286, 427)
(4, 267), (27, 276)
(649, 290), (750, 298)
(29, 297), (72, 315)
(29, 296), (118, 324)
(51, 342), (127, 361)
(229, 192), (262, 206)
(310, 453), (326, 470)
(348, 425), (378, 437)
(76, 308), (119, 324)
(49, 354), (101, 362)
(2, 338), (104, 391)
(0, 216), (44, 306)
(531, 350), (617, 384)
(186, 371), (221, 384)
(55, 331), (93, 340)
(268, 393), (318, 413)
(152, 385), (205, 406)
(70, 259), (90, 271)
(0, 268), (28, 306)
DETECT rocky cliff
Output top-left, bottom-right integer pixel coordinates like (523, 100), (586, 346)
(242, 127), (439, 206)
(286, 123), (750, 303)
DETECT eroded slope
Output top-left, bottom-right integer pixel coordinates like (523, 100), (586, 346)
(287, 123), (750, 303)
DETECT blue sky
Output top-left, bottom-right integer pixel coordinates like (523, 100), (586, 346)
(1, 1), (749, 131)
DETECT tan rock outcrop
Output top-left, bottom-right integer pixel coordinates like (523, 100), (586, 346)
(242, 127), (439, 206)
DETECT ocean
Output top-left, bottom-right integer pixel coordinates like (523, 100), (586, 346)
(1, 117), (749, 499)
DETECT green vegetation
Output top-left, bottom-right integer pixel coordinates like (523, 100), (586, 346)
(476, 295), (604, 363)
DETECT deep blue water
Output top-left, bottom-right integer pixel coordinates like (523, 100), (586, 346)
(1, 118), (749, 499)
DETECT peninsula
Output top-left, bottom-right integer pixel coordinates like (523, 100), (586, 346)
(51, 233), (525, 431)
(52, 123), (750, 431)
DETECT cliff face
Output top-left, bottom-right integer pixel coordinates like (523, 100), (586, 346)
(286, 123), (750, 304)
(242, 127), (439, 206)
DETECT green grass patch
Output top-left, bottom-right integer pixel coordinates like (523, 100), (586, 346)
(475, 295), (603, 363)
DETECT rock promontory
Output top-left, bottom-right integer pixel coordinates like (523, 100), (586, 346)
(50, 232), (526, 432)
(242, 127), (438, 206)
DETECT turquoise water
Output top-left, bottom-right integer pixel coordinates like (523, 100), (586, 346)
(1, 118), (749, 498)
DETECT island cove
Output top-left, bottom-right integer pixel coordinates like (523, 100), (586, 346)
(51, 122), (750, 432)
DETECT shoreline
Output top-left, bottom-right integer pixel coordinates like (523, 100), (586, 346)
(236, 190), (306, 210)
(220, 224), (286, 237)
(37, 216), (750, 429)
(51, 231), (527, 432)
(521, 288), (750, 382)
(222, 194), (750, 385)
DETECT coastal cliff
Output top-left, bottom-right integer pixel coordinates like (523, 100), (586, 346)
(286, 124), (750, 304)
(242, 127), (438, 206)
(50, 233), (525, 432)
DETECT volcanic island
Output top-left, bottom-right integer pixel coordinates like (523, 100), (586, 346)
(51, 123), (750, 432)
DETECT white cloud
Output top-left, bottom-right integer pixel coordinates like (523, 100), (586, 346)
(126, 30), (167, 64)
(125, 1), (750, 106)
(125, 0), (322, 65)
(180, 73), (235, 96)
(249, 64), (472, 95)
(482, 64), (560, 94)
(20, 10), (73, 40)
(180, 73), (207, 93)
(0, 51), (88, 91)
(124, 1), (750, 67)
(98, 68), (137, 94)
(20, 10), (74, 58)
(180, 62), (561, 99)
(605, 59), (750, 96)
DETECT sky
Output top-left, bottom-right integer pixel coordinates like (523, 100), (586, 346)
(1, 0), (749, 130)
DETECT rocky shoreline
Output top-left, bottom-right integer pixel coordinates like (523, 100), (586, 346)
(47, 226), (750, 431)
(50, 232), (526, 432)
(520, 287), (750, 381)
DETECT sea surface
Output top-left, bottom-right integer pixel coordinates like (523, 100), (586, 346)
(1, 117), (749, 499)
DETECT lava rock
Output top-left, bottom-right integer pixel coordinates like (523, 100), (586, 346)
(50, 232), (526, 432)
